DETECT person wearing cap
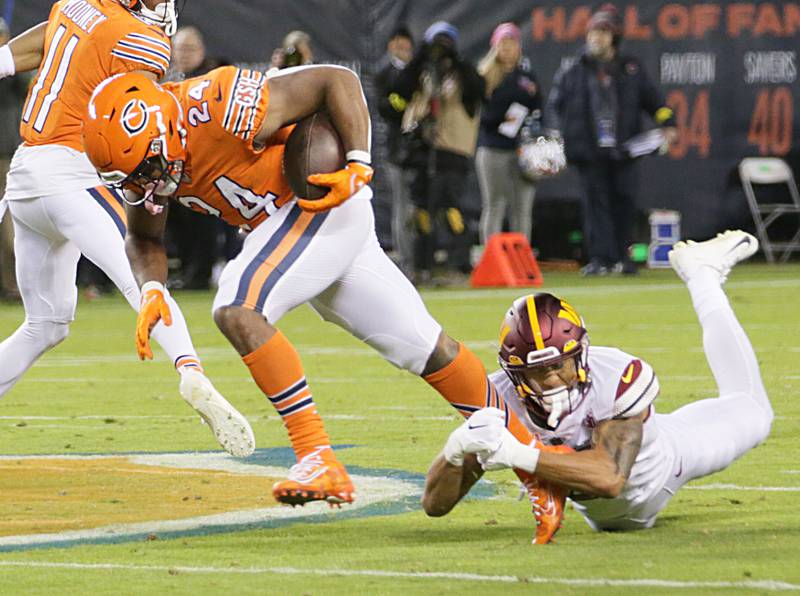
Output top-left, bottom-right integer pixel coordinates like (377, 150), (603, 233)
(394, 21), (485, 284)
(0, 17), (27, 301)
(476, 22), (542, 245)
(544, 4), (677, 276)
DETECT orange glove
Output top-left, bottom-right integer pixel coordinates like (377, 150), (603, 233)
(136, 281), (172, 360)
(298, 161), (374, 213)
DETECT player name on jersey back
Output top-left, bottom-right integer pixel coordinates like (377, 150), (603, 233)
(60, 0), (107, 34)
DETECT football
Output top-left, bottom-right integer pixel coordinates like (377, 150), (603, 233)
(283, 112), (345, 200)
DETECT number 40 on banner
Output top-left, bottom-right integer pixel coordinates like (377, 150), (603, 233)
(748, 87), (793, 156)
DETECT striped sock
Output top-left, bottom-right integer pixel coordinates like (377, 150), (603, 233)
(243, 331), (330, 459)
(175, 355), (203, 374)
(423, 342), (534, 444)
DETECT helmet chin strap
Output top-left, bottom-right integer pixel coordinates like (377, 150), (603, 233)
(139, 1), (177, 36)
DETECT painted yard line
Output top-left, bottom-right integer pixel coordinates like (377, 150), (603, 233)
(421, 278), (800, 301)
(28, 344), (800, 366)
(685, 484), (800, 492)
(4, 414), (458, 429)
(0, 561), (796, 591)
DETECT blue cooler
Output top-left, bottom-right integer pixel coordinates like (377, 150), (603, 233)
(648, 210), (681, 268)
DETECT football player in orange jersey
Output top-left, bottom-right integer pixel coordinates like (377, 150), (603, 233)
(82, 65), (559, 510)
(0, 1), (255, 458)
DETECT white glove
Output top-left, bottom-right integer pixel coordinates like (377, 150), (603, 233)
(442, 407), (506, 466)
(0, 46), (15, 80)
(477, 427), (541, 473)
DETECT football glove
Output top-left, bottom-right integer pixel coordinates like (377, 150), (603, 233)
(298, 161), (373, 213)
(479, 431), (574, 473)
(442, 407), (506, 466)
(136, 281), (172, 360)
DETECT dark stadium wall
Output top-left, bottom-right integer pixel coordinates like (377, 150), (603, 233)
(12, 0), (800, 246)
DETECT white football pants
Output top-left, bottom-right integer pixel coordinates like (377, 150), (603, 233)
(591, 268), (775, 531)
(658, 267), (773, 482)
(213, 191), (442, 375)
(0, 189), (199, 397)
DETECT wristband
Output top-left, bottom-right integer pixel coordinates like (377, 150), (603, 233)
(0, 45), (15, 79)
(442, 430), (465, 467)
(140, 280), (166, 296)
(346, 150), (371, 165)
(508, 441), (541, 473)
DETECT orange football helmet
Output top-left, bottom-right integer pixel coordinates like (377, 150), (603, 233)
(84, 73), (187, 207)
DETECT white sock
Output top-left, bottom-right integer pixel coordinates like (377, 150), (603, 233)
(686, 266), (728, 320)
(687, 268), (770, 411)
(149, 291), (202, 373)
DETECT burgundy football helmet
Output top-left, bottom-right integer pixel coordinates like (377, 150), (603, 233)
(498, 293), (590, 428)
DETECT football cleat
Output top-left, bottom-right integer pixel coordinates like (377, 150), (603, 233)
(517, 471), (569, 545)
(273, 446), (355, 507)
(179, 368), (255, 457)
(668, 230), (758, 284)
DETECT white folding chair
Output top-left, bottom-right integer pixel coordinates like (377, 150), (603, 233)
(738, 157), (800, 263)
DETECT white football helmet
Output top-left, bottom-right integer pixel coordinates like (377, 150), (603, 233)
(117, 0), (179, 36)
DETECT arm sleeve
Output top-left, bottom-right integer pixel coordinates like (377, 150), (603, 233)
(208, 66), (270, 150)
(612, 359), (660, 419)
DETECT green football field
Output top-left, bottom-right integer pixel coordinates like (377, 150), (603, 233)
(0, 264), (798, 595)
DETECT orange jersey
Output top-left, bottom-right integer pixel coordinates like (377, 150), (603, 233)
(164, 66), (295, 229)
(21, 0), (171, 151)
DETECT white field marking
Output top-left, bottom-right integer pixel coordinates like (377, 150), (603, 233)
(15, 376), (415, 384)
(2, 414), (458, 426)
(685, 483), (800, 492)
(420, 278), (800, 301)
(0, 561), (797, 591)
(781, 471), (800, 475)
(0, 452), (419, 549)
(28, 343), (800, 368)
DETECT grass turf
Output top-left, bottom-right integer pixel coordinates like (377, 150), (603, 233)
(0, 264), (798, 594)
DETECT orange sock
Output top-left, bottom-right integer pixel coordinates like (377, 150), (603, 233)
(243, 331), (330, 460)
(423, 342), (534, 444)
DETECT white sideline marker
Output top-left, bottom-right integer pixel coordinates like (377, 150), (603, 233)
(0, 561), (797, 591)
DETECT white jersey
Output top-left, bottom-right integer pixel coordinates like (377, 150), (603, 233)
(491, 346), (677, 530)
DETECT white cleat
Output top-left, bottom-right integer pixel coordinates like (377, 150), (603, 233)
(668, 229), (759, 284)
(179, 368), (255, 457)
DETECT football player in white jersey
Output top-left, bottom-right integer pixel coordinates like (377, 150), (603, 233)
(0, 0), (255, 457)
(424, 230), (773, 541)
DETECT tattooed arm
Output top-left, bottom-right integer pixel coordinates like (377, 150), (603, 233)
(533, 410), (647, 498)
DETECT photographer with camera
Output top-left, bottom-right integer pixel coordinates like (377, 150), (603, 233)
(394, 21), (484, 284)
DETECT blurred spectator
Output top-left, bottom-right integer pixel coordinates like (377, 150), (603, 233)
(167, 26), (231, 289)
(395, 21), (484, 283)
(0, 17), (26, 301)
(172, 25), (222, 78)
(271, 30), (314, 69)
(475, 22), (541, 245)
(545, 4), (677, 276)
(375, 26), (414, 277)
